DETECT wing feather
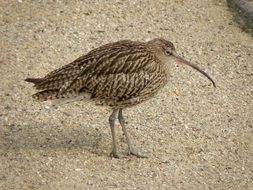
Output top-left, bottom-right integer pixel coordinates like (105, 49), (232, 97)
(29, 40), (159, 102)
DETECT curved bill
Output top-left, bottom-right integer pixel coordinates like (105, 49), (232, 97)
(172, 54), (216, 88)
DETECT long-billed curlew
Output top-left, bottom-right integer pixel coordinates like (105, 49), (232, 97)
(25, 38), (216, 158)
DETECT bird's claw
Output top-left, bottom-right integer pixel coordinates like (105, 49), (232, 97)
(128, 148), (147, 158)
(110, 150), (125, 159)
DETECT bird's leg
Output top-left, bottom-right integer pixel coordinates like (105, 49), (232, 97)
(118, 109), (147, 158)
(109, 109), (122, 158)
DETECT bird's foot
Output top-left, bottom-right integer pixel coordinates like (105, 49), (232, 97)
(110, 150), (124, 159)
(128, 148), (147, 158)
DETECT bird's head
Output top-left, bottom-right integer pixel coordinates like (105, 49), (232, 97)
(147, 38), (216, 88)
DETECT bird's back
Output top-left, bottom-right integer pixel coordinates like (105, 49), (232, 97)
(25, 40), (169, 108)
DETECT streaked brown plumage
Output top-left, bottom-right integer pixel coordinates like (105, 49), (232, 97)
(25, 38), (215, 158)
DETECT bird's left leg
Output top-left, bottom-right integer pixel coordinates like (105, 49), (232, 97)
(109, 109), (122, 158)
(118, 108), (147, 158)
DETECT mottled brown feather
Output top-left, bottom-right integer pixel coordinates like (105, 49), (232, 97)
(26, 39), (171, 108)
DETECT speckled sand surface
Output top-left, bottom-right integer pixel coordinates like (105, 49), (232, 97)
(0, 1), (253, 189)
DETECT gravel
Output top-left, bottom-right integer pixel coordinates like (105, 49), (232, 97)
(1, 0), (253, 189)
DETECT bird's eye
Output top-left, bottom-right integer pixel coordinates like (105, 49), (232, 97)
(166, 50), (172, 55)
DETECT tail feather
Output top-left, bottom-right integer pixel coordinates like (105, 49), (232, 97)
(32, 89), (86, 102)
(25, 78), (44, 85)
(32, 89), (61, 101)
(26, 77), (91, 103)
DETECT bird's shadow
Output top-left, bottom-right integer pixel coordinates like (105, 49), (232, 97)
(0, 121), (109, 157)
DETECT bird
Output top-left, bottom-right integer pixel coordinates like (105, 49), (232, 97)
(25, 38), (216, 158)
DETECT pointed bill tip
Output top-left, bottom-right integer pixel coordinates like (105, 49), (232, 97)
(212, 80), (216, 88)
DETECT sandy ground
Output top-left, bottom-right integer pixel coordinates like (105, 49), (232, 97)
(1, 0), (253, 189)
